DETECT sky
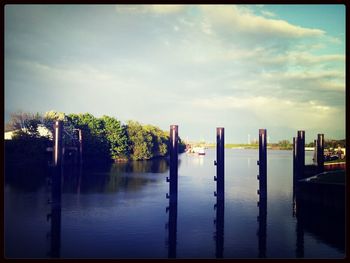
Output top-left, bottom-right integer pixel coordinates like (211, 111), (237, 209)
(4, 4), (346, 143)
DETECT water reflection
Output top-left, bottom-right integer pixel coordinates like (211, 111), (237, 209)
(167, 202), (178, 258)
(111, 159), (170, 174)
(214, 200), (224, 258)
(4, 149), (344, 259)
(48, 167), (62, 258)
(60, 158), (170, 194)
(5, 163), (48, 192)
(257, 195), (267, 258)
(295, 212), (304, 258)
(293, 184), (345, 255)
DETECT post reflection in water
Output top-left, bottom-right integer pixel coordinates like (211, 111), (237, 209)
(292, 148), (304, 258)
(295, 211), (304, 258)
(257, 196), (267, 258)
(214, 200), (224, 258)
(167, 201), (178, 258)
(48, 167), (62, 258)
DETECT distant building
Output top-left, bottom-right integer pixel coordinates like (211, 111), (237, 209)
(4, 124), (53, 140)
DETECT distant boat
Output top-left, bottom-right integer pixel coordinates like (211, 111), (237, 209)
(305, 147), (315, 151)
(188, 147), (205, 155)
(196, 147), (205, 155)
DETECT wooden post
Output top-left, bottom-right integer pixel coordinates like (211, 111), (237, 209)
(166, 125), (178, 258)
(296, 131), (305, 180)
(53, 121), (63, 168)
(78, 129), (83, 165)
(51, 121), (63, 217)
(214, 127), (225, 202)
(292, 137), (297, 216)
(167, 125), (178, 204)
(48, 120), (63, 258)
(256, 129), (267, 257)
(317, 134), (324, 171)
(293, 137), (297, 178)
(313, 139), (317, 165)
(257, 129), (267, 199)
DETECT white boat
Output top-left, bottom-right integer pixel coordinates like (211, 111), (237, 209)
(187, 146), (205, 155)
(193, 147), (205, 155)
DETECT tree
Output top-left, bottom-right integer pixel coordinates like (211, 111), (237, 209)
(6, 111), (41, 131)
(6, 111), (44, 139)
(278, 140), (291, 148)
(101, 115), (129, 159)
(144, 124), (169, 157)
(66, 113), (110, 161)
(126, 121), (154, 160)
(6, 110), (187, 162)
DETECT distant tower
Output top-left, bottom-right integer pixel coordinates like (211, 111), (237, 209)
(248, 134), (251, 144)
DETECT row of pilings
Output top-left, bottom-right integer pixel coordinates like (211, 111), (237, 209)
(49, 121), (325, 258)
(293, 131), (324, 181)
(165, 126), (269, 258)
(166, 126), (325, 258)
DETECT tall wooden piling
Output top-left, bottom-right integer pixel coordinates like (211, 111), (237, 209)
(167, 125), (178, 203)
(166, 125), (178, 258)
(257, 129), (267, 199)
(313, 139), (317, 165)
(215, 127), (225, 202)
(52, 121), (63, 206)
(78, 129), (83, 165)
(296, 131), (305, 180)
(53, 121), (63, 168)
(293, 137), (297, 177)
(317, 134), (324, 171)
(257, 129), (267, 258)
(292, 137), (297, 216)
(50, 120), (63, 257)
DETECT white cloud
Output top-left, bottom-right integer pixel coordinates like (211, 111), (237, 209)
(260, 10), (276, 18)
(149, 5), (184, 14)
(265, 52), (345, 66)
(191, 96), (343, 130)
(199, 5), (325, 38)
(115, 4), (184, 14)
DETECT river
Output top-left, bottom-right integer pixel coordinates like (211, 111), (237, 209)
(4, 149), (345, 258)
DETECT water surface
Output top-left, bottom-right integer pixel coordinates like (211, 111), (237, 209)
(4, 149), (345, 258)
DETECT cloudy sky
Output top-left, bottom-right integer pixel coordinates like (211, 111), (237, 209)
(5, 5), (345, 143)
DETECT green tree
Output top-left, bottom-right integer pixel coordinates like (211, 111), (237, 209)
(9, 112), (43, 139)
(101, 115), (129, 159)
(144, 124), (169, 157)
(66, 113), (110, 161)
(126, 121), (154, 160)
(278, 140), (291, 148)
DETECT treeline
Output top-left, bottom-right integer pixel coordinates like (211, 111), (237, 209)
(306, 139), (346, 149)
(5, 111), (186, 162)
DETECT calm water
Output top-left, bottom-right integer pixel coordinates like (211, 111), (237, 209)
(4, 149), (345, 258)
